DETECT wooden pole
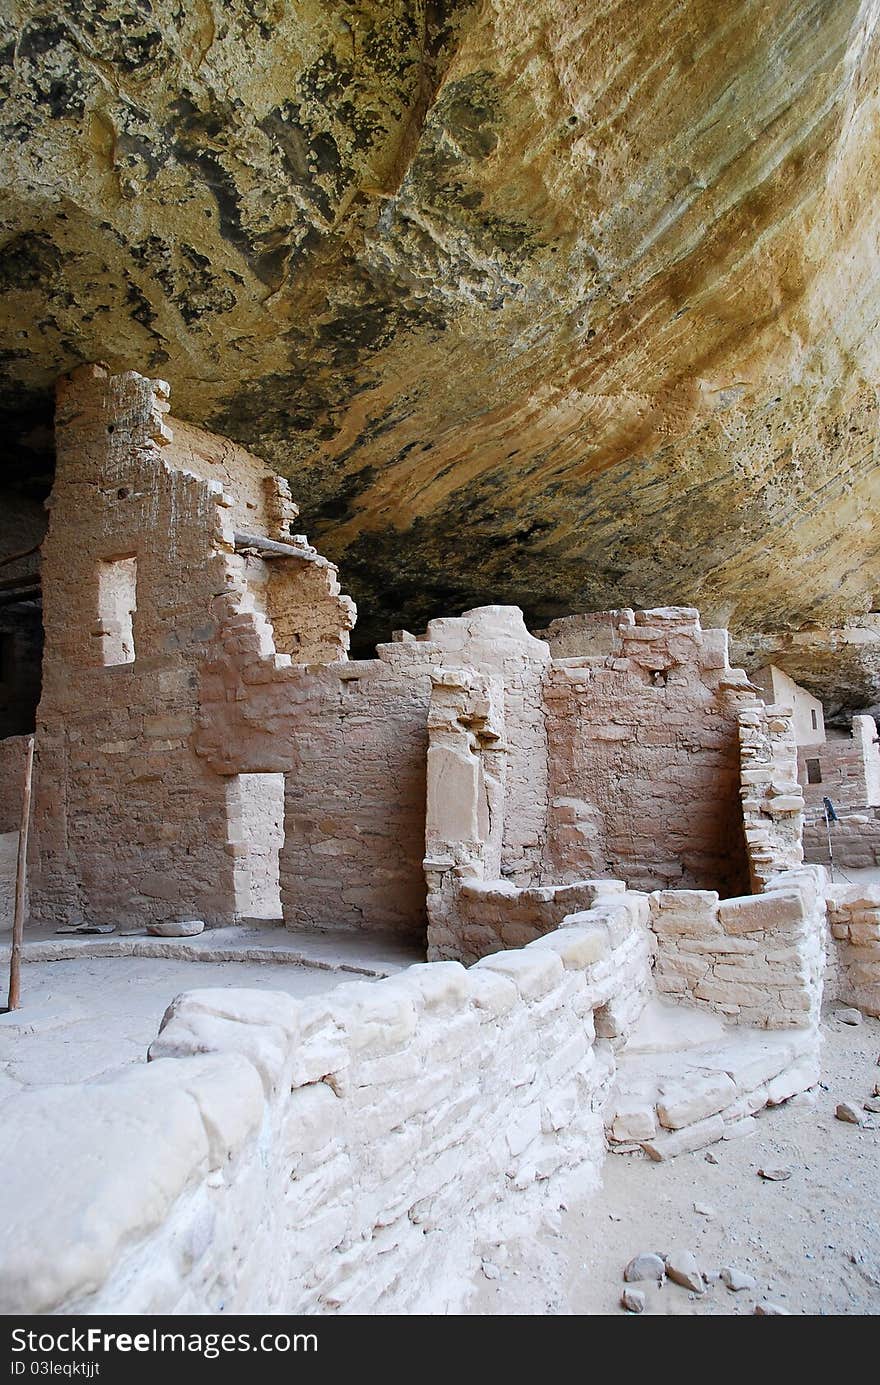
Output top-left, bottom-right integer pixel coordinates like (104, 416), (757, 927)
(7, 734), (35, 1011)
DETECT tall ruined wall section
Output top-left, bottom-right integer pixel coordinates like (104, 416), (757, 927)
(417, 609), (551, 885)
(30, 366), (246, 928)
(196, 608), (552, 939)
(738, 702), (805, 890)
(540, 609), (755, 894)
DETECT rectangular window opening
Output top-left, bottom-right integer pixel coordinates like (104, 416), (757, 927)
(806, 757), (822, 785)
(98, 556), (137, 666)
(0, 633), (14, 685)
(811, 709), (818, 732)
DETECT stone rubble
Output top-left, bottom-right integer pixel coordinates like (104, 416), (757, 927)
(835, 1102), (864, 1125)
(621, 1287), (646, 1313)
(623, 1252), (666, 1283)
(664, 1250), (705, 1293)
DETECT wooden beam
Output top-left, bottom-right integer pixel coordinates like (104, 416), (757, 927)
(233, 531), (318, 561)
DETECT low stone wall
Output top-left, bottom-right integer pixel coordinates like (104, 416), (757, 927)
(648, 866), (826, 1029)
(826, 884), (880, 1018)
(0, 734), (29, 833)
(428, 876), (624, 965)
(0, 905), (650, 1316)
(803, 805), (880, 869)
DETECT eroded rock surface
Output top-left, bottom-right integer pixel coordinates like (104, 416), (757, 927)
(2, 1), (880, 654)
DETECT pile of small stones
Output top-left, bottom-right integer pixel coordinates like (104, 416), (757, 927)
(620, 1251), (788, 1315)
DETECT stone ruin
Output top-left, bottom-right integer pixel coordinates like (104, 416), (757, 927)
(0, 364), (878, 1314)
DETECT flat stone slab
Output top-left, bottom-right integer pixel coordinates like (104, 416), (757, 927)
(622, 997), (726, 1055)
(146, 919), (205, 937)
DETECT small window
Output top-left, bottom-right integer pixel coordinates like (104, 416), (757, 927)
(811, 709), (818, 732)
(806, 757), (822, 785)
(0, 633), (13, 684)
(97, 557), (137, 665)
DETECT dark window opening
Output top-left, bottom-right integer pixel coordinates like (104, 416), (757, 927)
(0, 633), (14, 684)
(806, 758), (822, 785)
(810, 709), (818, 732)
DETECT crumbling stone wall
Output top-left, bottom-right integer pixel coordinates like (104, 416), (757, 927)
(540, 608), (754, 894)
(738, 702), (805, 889)
(804, 805), (880, 869)
(196, 608), (553, 939)
(30, 367), (242, 928)
(826, 884), (880, 1018)
(0, 908), (652, 1316)
(649, 866), (826, 1029)
(163, 420), (285, 536)
(28, 365), (360, 931)
(797, 715), (880, 811)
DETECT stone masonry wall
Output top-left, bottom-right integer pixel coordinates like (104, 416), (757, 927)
(29, 366), (359, 931)
(797, 714), (880, 811)
(0, 908), (651, 1316)
(162, 420), (282, 536)
(195, 608), (554, 938)
(278, 657), (434, 938)
(826, 884), (880, 1018)
(804, 805), (880, 869)
(30, 367), (241, 928)
(649, 865), (826, 1030)
(430, 877), (625, 966)
(0, 734), (29, 833)
(542, 608), (754, 894)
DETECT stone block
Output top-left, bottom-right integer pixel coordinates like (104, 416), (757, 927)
(641, 1113), (725, 1160)
(610, 1101), (658, 1142)
(657, 1072), (737, 1129)
(718, 890), (805, 934)
(0, 1070), (209, 1315)
(474, 947), (565, 1001)
(528, 925), (609, 969)
(765, 1055), (820, 1105)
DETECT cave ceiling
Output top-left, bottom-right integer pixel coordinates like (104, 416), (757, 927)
(1, 0), (879, 652)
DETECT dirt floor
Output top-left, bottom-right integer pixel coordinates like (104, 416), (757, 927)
(0, 925), (422, 1100)
(470, 1007), (880, 1315)
(0, 955), (350, 1100)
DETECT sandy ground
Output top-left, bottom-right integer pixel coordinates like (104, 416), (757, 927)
(470, 1007), (880, 1315)
(0, 954), (353, 1099)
